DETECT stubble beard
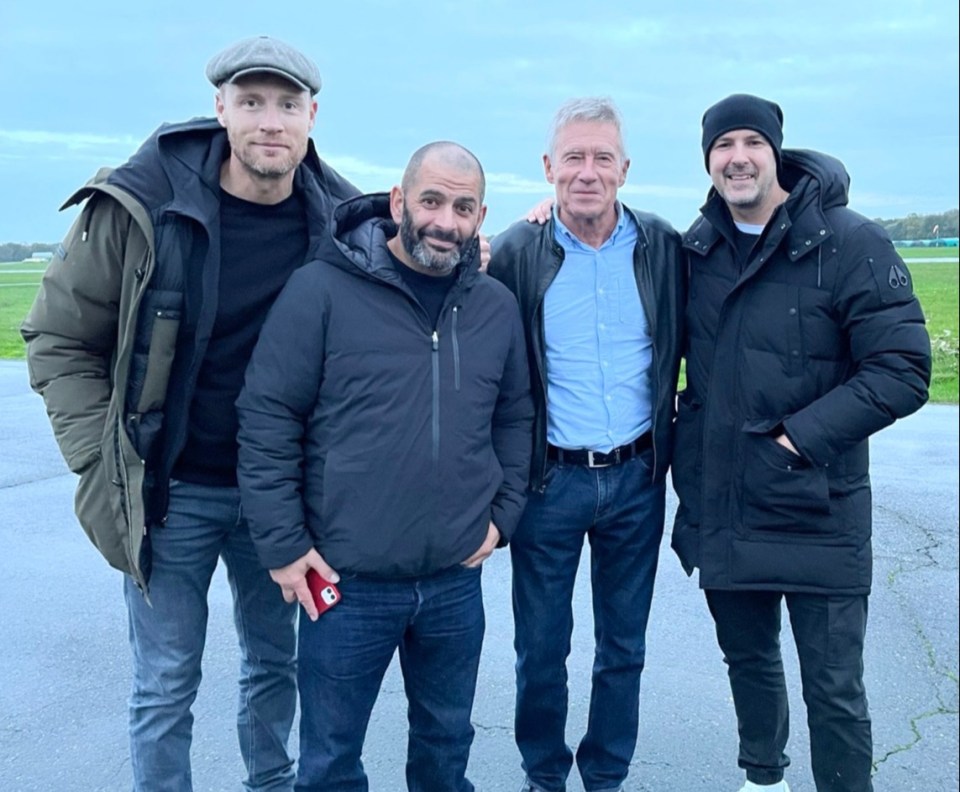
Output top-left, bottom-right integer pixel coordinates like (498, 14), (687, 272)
(232, 134), (307, 180)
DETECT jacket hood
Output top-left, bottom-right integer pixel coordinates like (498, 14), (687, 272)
(780, 148), (850, 213)
(686, 148), (851, 255)
(106, 117), (337, 223)
(327, 192), (482, 284)
(105, 118), (225, 217)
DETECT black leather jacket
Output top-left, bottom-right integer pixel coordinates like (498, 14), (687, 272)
(488, 208), (685, 490)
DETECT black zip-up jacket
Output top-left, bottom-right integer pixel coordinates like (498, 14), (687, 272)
(487, 208), (685, 490)
(671, 149), (931, 594)
(236, 194), (534, 577)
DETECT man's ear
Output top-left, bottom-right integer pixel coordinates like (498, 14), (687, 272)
(214, 90), (227, 128)
(476, 204), (488, 232)
(543, 153), (555, 185)
(389, 185), (404, 225)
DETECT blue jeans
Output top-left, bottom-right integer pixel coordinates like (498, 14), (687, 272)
(124, 480), (297, 792)
(295, 564), (485, 792)
(512, 450), (665, 792)
(706, 590), (873, 791)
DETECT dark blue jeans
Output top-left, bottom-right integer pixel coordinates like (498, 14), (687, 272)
(511, 450), (665, 792)
(295, 564), (485, 792)
(706, 590), (873, 791)
(124, 480), (297, 792)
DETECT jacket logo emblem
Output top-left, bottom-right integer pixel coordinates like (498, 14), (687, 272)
(888, 264), (909, 289)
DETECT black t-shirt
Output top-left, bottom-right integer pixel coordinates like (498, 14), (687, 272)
(173, 188), (309, 486)
(733, 225), (762, 270)
(388, 249), (457, 329)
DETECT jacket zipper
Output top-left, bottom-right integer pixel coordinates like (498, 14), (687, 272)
(452, 306), (461, 391)
(431, 330), (440, 464)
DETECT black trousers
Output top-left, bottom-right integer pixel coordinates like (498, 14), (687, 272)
(705, 590), (873, 791)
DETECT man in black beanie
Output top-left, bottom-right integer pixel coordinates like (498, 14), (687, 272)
(670, 93), (931, 792)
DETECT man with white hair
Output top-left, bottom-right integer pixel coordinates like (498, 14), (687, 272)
(488, 97), (684, 792)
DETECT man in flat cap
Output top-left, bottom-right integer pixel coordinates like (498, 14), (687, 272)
(22, 35), (358, 791)
(671, 93), (931, 791)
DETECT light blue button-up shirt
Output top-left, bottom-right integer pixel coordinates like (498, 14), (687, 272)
(544, 205), (653, 452)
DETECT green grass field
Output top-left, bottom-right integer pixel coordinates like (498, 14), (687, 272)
(2, 253), (958, 402)
(0, 261), (45, 357)
(895, 246), (959, 260)
(911, 261), (959, 403)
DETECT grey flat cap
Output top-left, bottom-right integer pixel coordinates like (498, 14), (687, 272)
(206, 36), (321, 95)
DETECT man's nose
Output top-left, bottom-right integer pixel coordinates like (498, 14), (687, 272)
(433, 204), (457, 229)
(259, 106), (284, 132)
(577, 157), (599, 181)
(730, 142), (750, 163)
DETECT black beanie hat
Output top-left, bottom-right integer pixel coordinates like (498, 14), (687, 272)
(701, 93), (784, 173)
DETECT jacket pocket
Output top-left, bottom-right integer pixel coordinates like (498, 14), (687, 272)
(74, 448), (133, 575)
(129, 289), (182, 415)
(136, 309), (180, 413)
(670, 391), (704, 526)
(740, 426), (833, 535)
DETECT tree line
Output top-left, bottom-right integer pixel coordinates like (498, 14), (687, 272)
(872, 209), (958, 242)
(0, 242), (58, 263)
(2, 209), (958, 262)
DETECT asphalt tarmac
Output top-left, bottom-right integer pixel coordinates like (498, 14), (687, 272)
(0, 359), (956, 791)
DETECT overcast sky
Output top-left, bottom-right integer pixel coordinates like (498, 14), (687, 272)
(2, 0), (958, 242)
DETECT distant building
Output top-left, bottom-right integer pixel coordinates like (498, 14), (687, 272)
(24, 252), (54, 262)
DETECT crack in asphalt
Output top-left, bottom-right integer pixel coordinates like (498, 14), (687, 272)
(873, 505), (960, 775)
(95, 756), (130, 792)
(471, 721), (513, 736)
(0, 471), (73, 491)
(873, 707), (959, 769)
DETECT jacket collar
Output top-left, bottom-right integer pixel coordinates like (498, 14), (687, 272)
(683, 148), (843, 262)
(328, 192), (483, 288)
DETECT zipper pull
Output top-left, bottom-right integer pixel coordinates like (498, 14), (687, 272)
(432, 330), (439, 351)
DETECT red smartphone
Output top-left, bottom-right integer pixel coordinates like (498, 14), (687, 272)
(305, 569), (342, 615)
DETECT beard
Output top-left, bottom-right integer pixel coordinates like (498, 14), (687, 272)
(229, 133), (307, 180)
(399, 206), (469, 274)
